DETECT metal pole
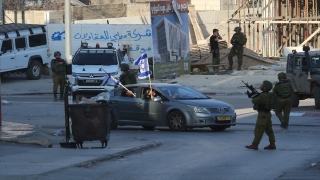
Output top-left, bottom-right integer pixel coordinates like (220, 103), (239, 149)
(228, 1), (230, 47)
(64, 0), (71, 142)
(0, 73), (2, 126)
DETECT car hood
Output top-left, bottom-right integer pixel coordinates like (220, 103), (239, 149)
(72, 65), (119, 74)
(177, 99), (232, 108)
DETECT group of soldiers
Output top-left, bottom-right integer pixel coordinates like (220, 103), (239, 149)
(245, 72), (294, 150)
(210, 26), (247, 71)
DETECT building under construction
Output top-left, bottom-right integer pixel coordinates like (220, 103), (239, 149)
(221, 0), (320, 58)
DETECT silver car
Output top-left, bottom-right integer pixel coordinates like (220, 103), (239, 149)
(109, 83), (236, 132)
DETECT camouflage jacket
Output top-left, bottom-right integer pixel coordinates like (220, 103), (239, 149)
(230, 33), (247, 47)
(50, 58), (66, 76)
(120, 71), (137, 85)
(252, 92), (269, 111)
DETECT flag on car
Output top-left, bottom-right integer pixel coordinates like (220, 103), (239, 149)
(100, 73), (119, 86)
(134, 53), (151, 79)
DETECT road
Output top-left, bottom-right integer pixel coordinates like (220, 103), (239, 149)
(1, 95), (320, 180)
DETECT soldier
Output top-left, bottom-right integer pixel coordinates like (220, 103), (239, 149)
(273, 72), (294, 129)
(228, 27), (247, 71)
(209, 29), (222, 71)
(50, 51), (66, 101)
(119, 63), (137, 96)
(245, 80), (276, 150)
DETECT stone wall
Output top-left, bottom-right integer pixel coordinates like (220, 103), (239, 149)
(126, 3), (150, 17)
(72, 3), (127, 20)
(90, 0), (128, 5)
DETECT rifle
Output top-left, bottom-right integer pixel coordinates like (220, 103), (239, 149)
(242, 80), (260, 98)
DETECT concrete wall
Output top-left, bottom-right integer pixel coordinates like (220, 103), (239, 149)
(5, 10), (70, 24)
(90, 0), (128, 5)
(72, 4), (127, 20)
(190, 0), (221, 11)
(75, 16), (146, 24)
(126, 3), (150, 17)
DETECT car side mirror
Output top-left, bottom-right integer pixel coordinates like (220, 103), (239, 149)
(153, 96), (162, 102)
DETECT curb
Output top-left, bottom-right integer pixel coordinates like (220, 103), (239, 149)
(0, 137), (52, 148)
(78, 141), (162, 167)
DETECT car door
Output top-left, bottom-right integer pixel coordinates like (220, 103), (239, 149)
(14, 37), (29, 69)
(109, 86), (145, 124)
(292, 56), (309, 93)
(139, 88), (169, 125)
(0, 39), (16, 72)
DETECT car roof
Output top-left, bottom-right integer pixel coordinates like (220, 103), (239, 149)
(0, 23), (46, 34)
(126, 83), (183, 88)
(289, 51), (320, 56)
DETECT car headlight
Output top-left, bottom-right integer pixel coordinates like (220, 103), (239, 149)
(72, 72), (77, 77)
(186, 105), (210, 114)
(229, 106), (235, 112)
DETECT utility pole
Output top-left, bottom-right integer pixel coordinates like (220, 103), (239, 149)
(223, 0), (234, 47)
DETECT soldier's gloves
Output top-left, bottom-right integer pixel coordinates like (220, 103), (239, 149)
(247, 91), (252, 98)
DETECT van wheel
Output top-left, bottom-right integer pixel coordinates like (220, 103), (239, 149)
(291, 93), (299, 107)
(26, 60), (42, 80)
(314, 86), (320, 109)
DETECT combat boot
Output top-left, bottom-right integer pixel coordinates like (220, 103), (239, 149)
(54, 93), (58, 101)
(264, 142), (276, 150)
(60, 94), (64, 101)
(237, 65), (242, 71)
(245, 144), (258, 150)
(227, 65), (233, 71)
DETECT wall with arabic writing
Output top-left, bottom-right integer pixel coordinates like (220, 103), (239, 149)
(47, 24), (153, 69)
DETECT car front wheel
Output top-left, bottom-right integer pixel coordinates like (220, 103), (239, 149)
(167, 111), (187, 132)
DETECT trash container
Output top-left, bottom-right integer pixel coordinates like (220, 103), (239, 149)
(69, 104), (110, 148)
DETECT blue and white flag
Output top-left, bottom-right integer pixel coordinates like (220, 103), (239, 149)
(101, 73), (119, 86)
(134, 53), (151, 79)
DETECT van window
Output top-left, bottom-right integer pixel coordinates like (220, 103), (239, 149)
(28, 34), (47, 47)
(1, 39), (13, 52)
(73, 52), (118, 65)
(15, 37), (26, 49)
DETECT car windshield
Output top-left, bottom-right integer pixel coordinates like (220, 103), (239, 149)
(310, 56), (320, 68)
(159, 86), (209, 100)
(72, 52), (118, 65)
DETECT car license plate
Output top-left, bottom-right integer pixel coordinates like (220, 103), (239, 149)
(217, 116), (231, 120)
(85, 80), (99, 83)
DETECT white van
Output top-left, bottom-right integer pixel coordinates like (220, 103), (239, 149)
(0, 23), (51, 79)
(70, 42), (126, 97)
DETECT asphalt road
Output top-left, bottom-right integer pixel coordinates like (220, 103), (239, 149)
(1, 95), (319, 180)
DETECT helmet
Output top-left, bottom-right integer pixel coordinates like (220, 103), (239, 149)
(278, 72), (287, 79)
(263, 80), (273, 92)
(54, 51), (61, 57)
(120, 63), (129, 71)
(234, 27), (241, 32)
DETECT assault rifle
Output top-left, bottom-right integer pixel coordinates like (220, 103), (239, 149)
(242, 80), (260, 98)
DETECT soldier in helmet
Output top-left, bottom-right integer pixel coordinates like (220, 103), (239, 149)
(228, 27), (247, 71)
(273, 72), (294, 129)
(119, 63), (137, 96)
(245, 80), (276, 150)
(50, 51), (66, 101)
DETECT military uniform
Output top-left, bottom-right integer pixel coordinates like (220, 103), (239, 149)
(228, 27), (247, 71)
(246, 80), (276, 150)
(119, 71), (137, 85)
(273, 72), (294, 129)
(50, 51), (66, 101)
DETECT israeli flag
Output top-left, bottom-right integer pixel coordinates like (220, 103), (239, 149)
(101, 73), (119, 86)
(134, 53), (151, 79)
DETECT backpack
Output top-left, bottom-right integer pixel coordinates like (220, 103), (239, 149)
(277, 82), (292, 98)
(266, 92), (278, 110)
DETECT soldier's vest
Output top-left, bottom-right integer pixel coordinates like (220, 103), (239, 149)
(277, 82), (292, 98)
(253, 92), (278, 111)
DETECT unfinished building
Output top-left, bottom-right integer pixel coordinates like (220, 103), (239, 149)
(223, 0), (320, 58)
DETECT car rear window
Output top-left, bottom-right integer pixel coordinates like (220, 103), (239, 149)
(72, 52), (118, 65)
